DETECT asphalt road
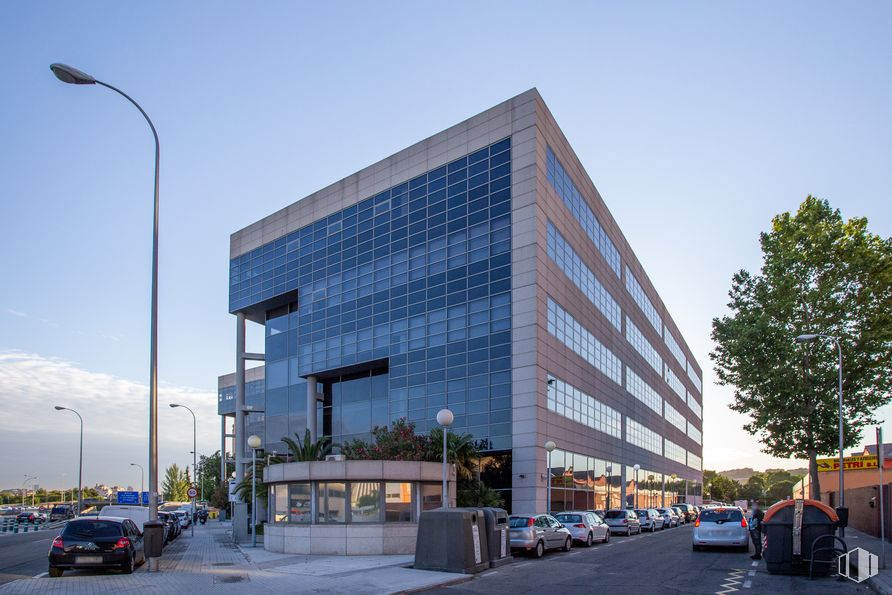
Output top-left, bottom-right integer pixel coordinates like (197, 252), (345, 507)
(421, 524), (870, 595)
(0, 531), (55, 585)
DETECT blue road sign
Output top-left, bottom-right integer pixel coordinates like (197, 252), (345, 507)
(141, 491), (149, 505)
(117, 491), (139, 505)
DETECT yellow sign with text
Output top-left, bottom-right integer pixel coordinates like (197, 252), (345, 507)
(816, 455), (878, 472)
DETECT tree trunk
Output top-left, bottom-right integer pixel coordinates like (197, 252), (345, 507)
(807, 448), (821, 501)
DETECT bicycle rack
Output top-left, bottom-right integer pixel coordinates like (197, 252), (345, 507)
(806, 534), (847, 580)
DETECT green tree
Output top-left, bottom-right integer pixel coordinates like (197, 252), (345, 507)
(162, 463), (189, 501)
(197, 451), (222, 501)
(712, 197), (892, 500)
(768, 480), (796, 502)
(740, 474), (766, 503)
(282, 430), (334, 462)
(708, 475), (741, 502)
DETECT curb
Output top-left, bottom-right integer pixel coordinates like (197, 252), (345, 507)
(392, 574), (475, 594)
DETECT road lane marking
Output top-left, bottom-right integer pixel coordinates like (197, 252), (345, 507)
(716, 569), (746, 595)
(742, 580), (751, 589)
(33, 572), (47, 578)
(747, 571), (755, 577)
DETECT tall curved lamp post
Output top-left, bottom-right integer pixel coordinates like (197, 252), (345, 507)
(796, 332), (845, 536)
(247, 435), (262, 547)
(633, 464), (641, 509)
(130, 463), (145, 500)
(606, 463), (613, 510)
(545, 440), (556, 513)
(50, 62), (161, 559)
(436, 409), (454, 508)
(170, 403), (197, 537)
(54, 406), (83, 514)
(22, 476), (37, 508)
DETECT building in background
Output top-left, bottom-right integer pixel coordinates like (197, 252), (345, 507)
(224, 89), (703, 527)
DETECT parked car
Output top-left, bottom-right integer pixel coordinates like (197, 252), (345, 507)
(593, 509), (607, 519)
(692, 507), (749, 552)
(657, 507), (679, 528)
(17, 511), (46, 524)
(508, 514), (573, 558)
(100, 505), (150, 529)
(50, 505), (76, 523)
(173, 510), (190, 528)
(602, 509), (642, 535)
(671, 506), (686, 524)
(48, 516), (146, 576)
(158, 511), (179, 541)
(554, 511), (610, 546)
(635, 509), (665, 532)
(672, 503), (697, 523)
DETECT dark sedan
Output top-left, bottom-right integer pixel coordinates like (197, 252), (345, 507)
(48, 517), (145, 577)
(17, 511), (45, 524)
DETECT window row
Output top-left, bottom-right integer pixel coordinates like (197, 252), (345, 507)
(269, 481), (443, 525)
(626, 317), (663, 375)
(626, 418), (662, 455)
(687, 422), (702, 445)
(663, 327), (686, 369)
(624, 266), (662, 335)
(688, 452), (702, 471)
(687, 361), (702, 394)
(547, 298), (622, 385)
(664, 439), (687, 465)
(625, 367), (662, 416)
(545, 147), (621, 277)
(687, 392), (702, 419)
(664, 365), (686, 401)
(664, 401), (687, 434)
(547, 374), (622, 439)
(546, 221), (622, 332)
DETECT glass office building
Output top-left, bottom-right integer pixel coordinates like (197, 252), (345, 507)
(226, 89), (703, 514)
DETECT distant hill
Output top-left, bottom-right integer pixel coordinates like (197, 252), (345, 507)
(718, 467), (808, 483)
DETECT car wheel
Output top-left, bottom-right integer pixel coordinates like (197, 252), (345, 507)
(533, 540), (545, 559)
(602, 530), (610, 543)
(637, 525), (643, 535)
(122, 553), (135, 575)
(48, 567), (63, 578)
(562, 537), (572, 552)
(626, 526), (632, 536)
(693, 544), (700, 551)
(585, 532), (593, 547)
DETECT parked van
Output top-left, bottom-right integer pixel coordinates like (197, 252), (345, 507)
(49, 504), (75, 522)
(99, 505), (150, 529)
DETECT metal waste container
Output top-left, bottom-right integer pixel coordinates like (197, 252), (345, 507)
(414, 508), (489, 574)
(763, 499), (839, 575)
(481, 507), (512, 568)
(143, 520), (165, 558)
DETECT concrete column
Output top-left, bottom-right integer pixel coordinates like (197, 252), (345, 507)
(307, 375), (317, 441)
(620, 464), (627, 508)
(233, 313), (248, 542)
(220, 415), (226, 486)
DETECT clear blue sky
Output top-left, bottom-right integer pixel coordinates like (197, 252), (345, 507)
(1, 1), (890, 489)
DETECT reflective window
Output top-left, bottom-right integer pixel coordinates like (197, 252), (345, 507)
(687, 452), (702, 471)
(664, 401), (686, 433)
(687, 391), (702, 419)
(289, 483), (312, 523)
(385, 482), (413, 522)
(626, 317), (662, 375)
(687, 361), (702, 394)
(350, 482), (381, 523)
(547, 374), (621, 438)
(273, 484), (287, 522)
(420, 483), (442, 510)
(687, 422), (702, 445)
(625, 266), (662, 334)
(664, 439), (686, 464)
(625, 367), (662, 415)
(547, 298), (622, 385)
(317, 482), (346, 523)
(663, 326), (686, 369)
(625, 418), (662, 455)
(664, 365), (686, 401)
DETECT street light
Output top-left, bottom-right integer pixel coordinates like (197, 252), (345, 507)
(606, 463), (613, 509)
(633, 464), (641, 509)
(54, 406), (83, 514)
(22, 476), (36, 508)
(796, 332), (845, 537)
(170, 403), (197, 537)
(50, 63), (162, 564)
(545, 441), (556, 513)
(130, 463), (144, 497)
(247, 435), (262, 547)
(436, 409), (454, 508)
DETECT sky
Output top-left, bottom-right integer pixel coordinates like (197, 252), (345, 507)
(1, 1), (890, 490)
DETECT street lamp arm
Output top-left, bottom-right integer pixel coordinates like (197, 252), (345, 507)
(94, 81), (160, 154)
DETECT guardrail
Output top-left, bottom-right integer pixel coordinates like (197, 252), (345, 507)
(0, 517), (66, 534)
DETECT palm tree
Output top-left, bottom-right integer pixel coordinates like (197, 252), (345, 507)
(233, 455), (286, 505)
(281, 429), (334, 462)
(428, 428), (479, 481)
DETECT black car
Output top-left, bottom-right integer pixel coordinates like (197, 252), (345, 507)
(49, 505), (75, 523)
(17, 511), (45, 524)
(158, 511), (179, 542)
(48, 517), (145, 577)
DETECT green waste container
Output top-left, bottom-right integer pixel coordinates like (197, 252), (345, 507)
(763, 499), (839, 575)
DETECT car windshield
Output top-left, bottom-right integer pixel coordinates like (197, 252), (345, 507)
(51, 506), (67, 513)
(603, 511), (625, 519)
(509, 516), (532, 528)
(636, 510), (647, 517)
(62, 520), (123, 538)
(699, 509), (743, 523)
(556, 514), (582, 523)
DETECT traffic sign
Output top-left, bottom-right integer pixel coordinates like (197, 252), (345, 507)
(816, 455), (878, 472)
(117, 491), (139, 505)
(187, 486), (198, 499)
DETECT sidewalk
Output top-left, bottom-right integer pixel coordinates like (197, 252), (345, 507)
(0, 522), (470, 594)
(843, 527), (892, 594)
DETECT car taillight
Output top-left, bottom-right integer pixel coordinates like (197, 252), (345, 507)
(741, 518), (748, 528)
(527, 518), (535, 527)
(51, 536), (64, 549)
(113, 537), (131, 550)
(694, 519), (700, 527)
(574, 523), (586, 528)
(622, 519), (627, 524)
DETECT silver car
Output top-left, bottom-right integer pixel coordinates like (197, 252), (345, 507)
(635, 509), (665, 532)
(509, 514), (573, 558)
(657, 507), (679, 528)
(692, 507), (749, 551)
(554, 511), (610, 547)
(602, 509), (642, 535)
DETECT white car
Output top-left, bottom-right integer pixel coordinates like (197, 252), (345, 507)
(656, 507), (679, 528)
(692, 507), (749, 551)
(173, 510), (190, 528)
